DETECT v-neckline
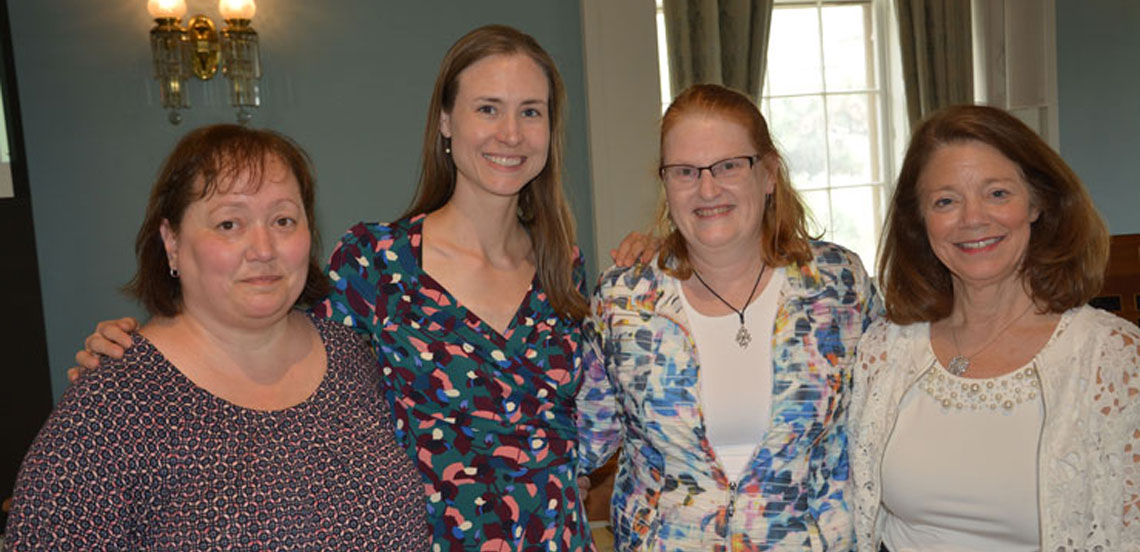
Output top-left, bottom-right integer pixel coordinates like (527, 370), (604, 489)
(408, 216), (537, 344)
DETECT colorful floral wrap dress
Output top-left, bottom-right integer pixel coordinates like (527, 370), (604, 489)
(314, 214), (595, 551)
(577, 243), (881, 551)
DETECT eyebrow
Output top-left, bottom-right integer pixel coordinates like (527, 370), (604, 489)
(472, 96), (548, 106)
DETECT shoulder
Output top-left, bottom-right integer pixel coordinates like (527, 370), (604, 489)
(331, 218), (411, 253)
(593, 259), (667, 300)
(29, 340), (178, 459)
(312, 313), (374, 361)
(806, 240), (871, 280)
(1052, 306), (1140, 377)
(310, 314), (380, 393)
(855, 319), (925, 380)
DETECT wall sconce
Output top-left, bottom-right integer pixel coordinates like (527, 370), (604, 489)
(147, 0), (261, 125)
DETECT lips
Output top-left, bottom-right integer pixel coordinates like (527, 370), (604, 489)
(483, 153), (524, 167)
(241, 275), (282, 285)
(694, 205), (734, 217)
(955, 236), (1004, 251)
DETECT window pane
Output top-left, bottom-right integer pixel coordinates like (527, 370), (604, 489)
(769, 96), (827, 190)
(822, 5), (873, 92)
(828, 186), (881, 272)
(766, 7), (822, 95)
(827, 93), (876, 187)
(799, 189), (830, 239)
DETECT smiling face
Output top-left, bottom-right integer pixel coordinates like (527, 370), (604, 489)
(439, 53), (551, 202)
(918, 140), (1040, 291)
(161, 154), (311, 329)
(663, 113), (775, 259)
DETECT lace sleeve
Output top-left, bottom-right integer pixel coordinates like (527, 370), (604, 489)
(1098, 321), (1140, 533)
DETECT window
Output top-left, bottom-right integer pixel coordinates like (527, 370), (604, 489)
(656, 0), (900, 272)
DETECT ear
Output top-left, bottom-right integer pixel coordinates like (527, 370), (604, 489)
(159, 219), (179, 270)
(1029, 203), (1041, 223)
(759, 153), (779, 195)
(439, 110), (452, 139)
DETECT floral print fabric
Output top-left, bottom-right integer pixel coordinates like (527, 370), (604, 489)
(578, 243), (881, 551)
(314, 215), (594, 551)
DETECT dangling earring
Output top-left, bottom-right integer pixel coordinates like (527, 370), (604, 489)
(444, 137), (452, 155)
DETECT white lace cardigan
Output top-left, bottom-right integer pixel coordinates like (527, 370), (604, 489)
(849, 305), (1140, 552)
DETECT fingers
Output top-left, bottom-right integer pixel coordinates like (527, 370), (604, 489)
(95, 317), (138, 353)
(638, 236), (662, 264)
(611, 232), (662, 267)
(611, 232), (646, 267)
(576, 475), (592, 494)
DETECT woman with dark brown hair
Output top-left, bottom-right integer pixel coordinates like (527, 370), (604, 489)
(74, 25), (597, 550)
(6, 125), (427, 550)
(849, 104), (1140, 551)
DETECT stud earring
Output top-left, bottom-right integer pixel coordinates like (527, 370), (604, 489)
(169, 267), (180, 278)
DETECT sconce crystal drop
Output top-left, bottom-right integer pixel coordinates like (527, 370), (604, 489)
(145, 0), (261, 125)
(150, 17), (191, 124)
(220, 19), (260, 124)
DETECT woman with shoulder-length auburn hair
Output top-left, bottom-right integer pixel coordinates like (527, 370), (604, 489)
(850, 104), (1138, 552)
(578, 83), (882, 550)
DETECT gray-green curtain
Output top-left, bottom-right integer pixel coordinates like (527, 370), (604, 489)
(662, 0), (775, 100)
(896, 0), (973, 126)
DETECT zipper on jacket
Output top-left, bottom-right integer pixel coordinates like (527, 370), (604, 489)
(1032, 362), (1047, 550)
(870, 366), (930, 548)
(725, 480), (738, 539)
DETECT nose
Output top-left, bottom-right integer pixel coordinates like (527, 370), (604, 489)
(246, 224), (275, 261)
(497, 113), (522, 146)
(960, 195), (985, 227)
(696, 168), (720, 198)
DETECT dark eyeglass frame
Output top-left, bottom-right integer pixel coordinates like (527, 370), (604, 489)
(658, 154), (760, 186)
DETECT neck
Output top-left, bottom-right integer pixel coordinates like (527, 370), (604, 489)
(146, 308), (304, 382)
(950, 276), (1036, 327)
(688, 244), (765, 290)
(428, 193), (530, 263)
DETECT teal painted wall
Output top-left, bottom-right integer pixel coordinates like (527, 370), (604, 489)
(6, 1), (595, 399)
(1056, 0), (1140, 235)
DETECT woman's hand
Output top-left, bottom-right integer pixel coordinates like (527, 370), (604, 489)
(610, 231), (661, 267)
(69, 317), (140, 382)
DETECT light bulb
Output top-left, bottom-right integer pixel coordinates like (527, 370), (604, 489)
(147, 0), (187, 19)
(218, 0), (256, 20)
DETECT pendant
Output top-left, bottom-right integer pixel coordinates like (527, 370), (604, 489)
(947, 355), (970, 376)
(735, 325), (752, 348)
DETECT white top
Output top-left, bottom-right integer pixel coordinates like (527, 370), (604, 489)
(880, 361), (1043, 551)
(679, 270), (785, 481)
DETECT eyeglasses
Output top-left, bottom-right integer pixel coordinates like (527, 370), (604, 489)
(658, 155), (760, 188)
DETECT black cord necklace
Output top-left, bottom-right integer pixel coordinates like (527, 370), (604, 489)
(692, 262), (767, 348)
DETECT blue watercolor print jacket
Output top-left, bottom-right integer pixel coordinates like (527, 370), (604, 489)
(577, 242), (881, 551)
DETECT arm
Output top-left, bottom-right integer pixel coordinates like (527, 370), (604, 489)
(575, 285), (624, 475)
(815, 251), (881, 550)
(1108, 323), (1140, 537)
(5, 382), (144, 549)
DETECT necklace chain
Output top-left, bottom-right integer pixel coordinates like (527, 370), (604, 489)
(692, 262), (767, 348)
(947, 301), (1035, 376)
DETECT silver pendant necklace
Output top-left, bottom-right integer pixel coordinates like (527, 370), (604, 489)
(692, 262), (767, 349)
(947, 302), (1035, 376)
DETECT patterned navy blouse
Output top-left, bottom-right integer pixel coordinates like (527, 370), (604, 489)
(5, 314), (428, 551)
